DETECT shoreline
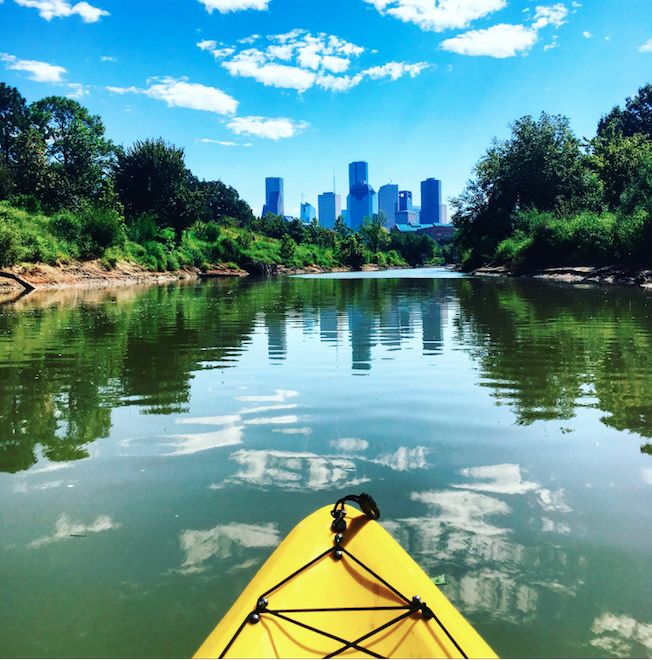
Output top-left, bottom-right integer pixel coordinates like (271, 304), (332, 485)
(0, 260), (396, 296)
(471, 264), (652, 288)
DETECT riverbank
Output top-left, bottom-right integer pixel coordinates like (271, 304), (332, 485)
(473, 264), (652, 288)
(0, 259), (395, 295)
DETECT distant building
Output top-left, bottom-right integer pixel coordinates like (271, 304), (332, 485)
(420, 178), (442, 225)
(439, 204), (448, 224)
(396, 209), (419, 226)
(300, 202), (316, 223)
(393, 222), (454, 242)
(262, 177), (284, 217)
(317, 192), (341, 229)
(347, 160), (376, 230)
(398, 190), (413, 212)
(378, 184), (399, 228)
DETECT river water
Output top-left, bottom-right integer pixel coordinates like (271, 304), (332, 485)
(0, 269), (651, 658)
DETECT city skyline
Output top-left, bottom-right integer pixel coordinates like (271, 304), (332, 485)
(0, 1), (650, 216)
(262, 162), (448, 230)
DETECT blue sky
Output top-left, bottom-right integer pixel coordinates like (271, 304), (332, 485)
(0, 0), (651, 216)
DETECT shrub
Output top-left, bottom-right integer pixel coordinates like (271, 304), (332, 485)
(51, 211), (82, 243)
(79, 206), (127, 258)
(0, 220), (23, 266)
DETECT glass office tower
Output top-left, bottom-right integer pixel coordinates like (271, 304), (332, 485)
(317, 192), (342, 229)
(378, 184), (399, 228)
(262, 177), (284, 217)
(346, 161), (376, 230)
(420, 178), (442, 224)
(300, 202), (316, 223)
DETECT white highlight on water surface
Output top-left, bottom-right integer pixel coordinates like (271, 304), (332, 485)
(178, 522), (279, 574)
(590, 612), (652, 657)
(330, 438), (369, 452)
(452, 463), (539, 495)
(28, 514), (121, 548)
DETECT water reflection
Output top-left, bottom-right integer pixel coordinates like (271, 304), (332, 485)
(1, 272), (652, 659)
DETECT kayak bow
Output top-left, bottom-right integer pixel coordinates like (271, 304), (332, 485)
(195, 493), (497, 659)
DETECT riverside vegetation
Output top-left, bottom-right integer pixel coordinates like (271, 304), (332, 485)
(0, 83), (442, 277)
(453, 83), (652, 271)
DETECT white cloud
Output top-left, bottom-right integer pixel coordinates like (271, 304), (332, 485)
(201, 30), (427, 93)
(441, 23), (538, 58)
(365, 0), (507, 32)
(100, 55), (117, 62)
(197, 138), (254, 147)
(582, 30), (592, 38)
(66, 82), (88, 99)
(639, 38), (652, 53)
(316, 73), (363, 92)
(14, 0), (109, 22)
(531, 3), (568, 29)
(363, 61), (429, 80)
(223, 54), (317, 91)
(197, 39), (218, 51)
(106, 85), (139, 94)
(543, 36), (559, 51)
(0, 52), (66, 82)
(198, 0), (269, 13)
(441, 3), (570, 58)
(107, 77), (238, 115)
(227, 116), (308, 140)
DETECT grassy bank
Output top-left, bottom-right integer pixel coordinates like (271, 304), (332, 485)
(0, 202), (418, 276)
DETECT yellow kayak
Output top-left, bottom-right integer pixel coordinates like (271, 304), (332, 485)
(195, 494), (497, 659)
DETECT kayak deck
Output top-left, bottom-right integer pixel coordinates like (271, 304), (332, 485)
(194, 504), (497, 659)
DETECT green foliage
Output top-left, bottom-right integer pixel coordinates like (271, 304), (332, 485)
(280, 234), (297, 263)
(0, 216), (22, 266)
(598, 83), (652, 139)
(114, 138), (198, 237)
(455, 84), (652, 270)
(360, 214), (390, 252)
(336, 234), (366, 270)
(390, 232), (437, 266)
(29, 96), (115, 210)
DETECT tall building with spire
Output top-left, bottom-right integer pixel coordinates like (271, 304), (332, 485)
(346, 161), (376, 231)
(262, 177), (284, 217)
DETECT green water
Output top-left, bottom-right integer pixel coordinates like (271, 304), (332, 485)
(1, 269), (651, 659)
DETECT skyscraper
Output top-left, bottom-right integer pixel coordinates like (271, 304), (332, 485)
(378, 184), (399, 228)
(420, 178), (442, 225)
(262, 177), (284, 217)
(300, 202), (316, 223)
(317, 192), (341, 229)
(398, 190), (413, 212)
(346, 160), (376, 231)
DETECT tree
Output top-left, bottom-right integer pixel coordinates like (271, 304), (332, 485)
(0, 83), (27, 166)
(198, 179), (254, 226)
(114, 138), (202, 238)
(598, 83), (652, 139)
(336, 234), (366, 270)
(280, 234), (297, 263)
(360, 213), (389, 252)
(29, 96), (114, 209)
(390, 232), (436, 266)
(452, 112), (598, 266)
(591, 130), (652, 210)
(334, 215), (350, 237)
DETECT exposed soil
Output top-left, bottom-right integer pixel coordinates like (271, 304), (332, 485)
(472, 265), (652, 288)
